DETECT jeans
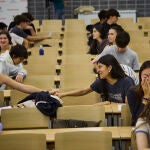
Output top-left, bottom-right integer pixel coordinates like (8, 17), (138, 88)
(54, 8), (64, 20)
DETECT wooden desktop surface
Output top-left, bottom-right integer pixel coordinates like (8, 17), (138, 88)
(2, 95), (123, 115)
(118, 126), (133, 140)
(1, 127), (120, 142)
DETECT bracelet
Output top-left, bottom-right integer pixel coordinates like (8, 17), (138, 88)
(143, 97), (150, 101)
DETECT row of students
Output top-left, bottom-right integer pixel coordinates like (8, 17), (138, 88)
(93, 30), (139, 71)
(86, 9), (150, 149)
(0, 22), (28, 49)
(0, 10), (150, 150)
(130, 61), (150, 149)
(0, 12), (52, 49)
(87, 8), (120, 47)
(0, 31), (28, 87)
(0, 13), (52, 89)
(55, 56), (150, 149)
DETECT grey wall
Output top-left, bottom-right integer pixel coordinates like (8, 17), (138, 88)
(28, 0), (150, 20)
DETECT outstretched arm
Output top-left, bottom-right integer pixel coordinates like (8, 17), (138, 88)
(0, 74), (57, 94)
(56, 87), (93, 98)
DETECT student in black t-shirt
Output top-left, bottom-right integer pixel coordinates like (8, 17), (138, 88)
(8, 12), (36, 36)
(21, 12), (36, 36)
(10, 15), (51, 42)
(56, 54), (134, 104)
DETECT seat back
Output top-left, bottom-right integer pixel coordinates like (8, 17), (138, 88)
(0, 133), (46, 150)
(41, 20), (62, 32)
(10, 90), (29, 105)
(57, 105), (105, 126)
(91, 18), (99, 24)
(23, 75), (54, 89)
(55, 131), (112, 150)
(61, 92), (100, 106)
(0, 90), (4, 107)
(1, 108), (50, 129)
(121, 104), (132, 126)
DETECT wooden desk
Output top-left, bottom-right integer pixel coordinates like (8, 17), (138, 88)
(104, 103), (124, 126)
(111, 103), (125, 114)
(110, 103), (126, 126)
(104, 105), (113, 126)
(1, 127), (120, 142)
(118, 127), (132, 150)
(104, 103), (125, 114)
(104, 105), (112, 113)
(118, 126), (132, 140)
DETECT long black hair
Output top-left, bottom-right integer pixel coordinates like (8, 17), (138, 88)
(97, 54), (126, 79)
(97, 54), (126, 100)
(89, 24), (107, 54)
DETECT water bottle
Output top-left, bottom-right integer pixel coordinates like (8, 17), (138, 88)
(39, 45), (44, 55)
(0, 123), (3, 131)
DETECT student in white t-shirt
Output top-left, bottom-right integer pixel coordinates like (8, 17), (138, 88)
(0, 44), (28, 83)
(9, 32), (28, 48)
(93, 31), (140, 71)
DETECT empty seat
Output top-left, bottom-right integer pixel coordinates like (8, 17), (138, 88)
(55, 131), (112, 150)
(1, 108), (50, 129)
(0, 133), (46, 150)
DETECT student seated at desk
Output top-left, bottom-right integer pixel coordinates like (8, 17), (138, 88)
(92, 30), (140, 71)
(0, 44), (28, 84)
(127, 60), (150, 126)
(10, 15), (51, 42)
(56, 54), (134, 104)
(0, 24), (28, 49)
(133, 63), (150, 149)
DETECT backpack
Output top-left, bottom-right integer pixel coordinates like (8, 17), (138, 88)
(52, 119), (101, 128)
